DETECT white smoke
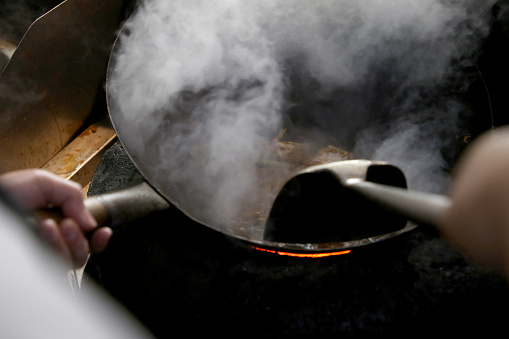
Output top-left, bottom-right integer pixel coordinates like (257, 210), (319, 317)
(108, 0), (498, 232)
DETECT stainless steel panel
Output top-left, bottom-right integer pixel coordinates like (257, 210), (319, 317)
(0, 0), (124, 171)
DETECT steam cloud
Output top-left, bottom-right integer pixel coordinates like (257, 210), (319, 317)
(108, 0), (498, 234)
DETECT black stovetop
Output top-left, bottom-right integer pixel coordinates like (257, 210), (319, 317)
(82, 141), (509, 338)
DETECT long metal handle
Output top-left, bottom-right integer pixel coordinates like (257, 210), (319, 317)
(345, 179), (451, 227)
(35, 182), (171, 229)
(85, 182), (171, 227)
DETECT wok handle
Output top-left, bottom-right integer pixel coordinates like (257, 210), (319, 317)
(35, 182), (171, 229)
(346, 179), (451, 227)
(85, 182), (171, 227)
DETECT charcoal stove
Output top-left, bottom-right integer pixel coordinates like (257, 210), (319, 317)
(82, 140), (509, 337)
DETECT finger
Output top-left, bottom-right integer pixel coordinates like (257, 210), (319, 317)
(39, 219), (72, 264)
(2, 170), (97, 230)
(60, 218), (90, 268)
(32, 171), (97, 231)
(89, 227), (113, 254)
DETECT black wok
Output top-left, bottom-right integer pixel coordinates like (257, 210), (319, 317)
(86, 6), (419, 252)
(82, 2), (493, 252)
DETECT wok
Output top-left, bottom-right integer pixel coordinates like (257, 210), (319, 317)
(78, 3), (489, 252)
(80, 12), (419, 253)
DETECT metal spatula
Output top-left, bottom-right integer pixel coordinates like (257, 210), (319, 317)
(264, 160), (450, 243)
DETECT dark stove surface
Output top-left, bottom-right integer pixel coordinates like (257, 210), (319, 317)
(83, 141), (509, 337)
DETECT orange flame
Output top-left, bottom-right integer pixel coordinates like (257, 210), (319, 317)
(252, 246), (351, 258)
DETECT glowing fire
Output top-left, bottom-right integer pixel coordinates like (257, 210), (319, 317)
(252, 246), (351, 258)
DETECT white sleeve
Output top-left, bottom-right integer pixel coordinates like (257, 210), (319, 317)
(0, 198), (153, 339)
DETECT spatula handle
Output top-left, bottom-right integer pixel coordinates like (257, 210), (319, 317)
(346, 179), (451, 227)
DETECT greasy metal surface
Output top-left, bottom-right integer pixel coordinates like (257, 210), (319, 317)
(0, 0), (124, 171)
(41, 115), (117, 186)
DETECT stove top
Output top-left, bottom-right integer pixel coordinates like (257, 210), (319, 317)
(82, 141), (509, 337)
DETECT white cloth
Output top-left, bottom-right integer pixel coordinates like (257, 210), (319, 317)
(0, 198), (153, 338)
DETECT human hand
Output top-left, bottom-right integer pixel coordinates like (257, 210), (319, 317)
(441, 127), (509, 274)
(0, 169), (112, 267)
